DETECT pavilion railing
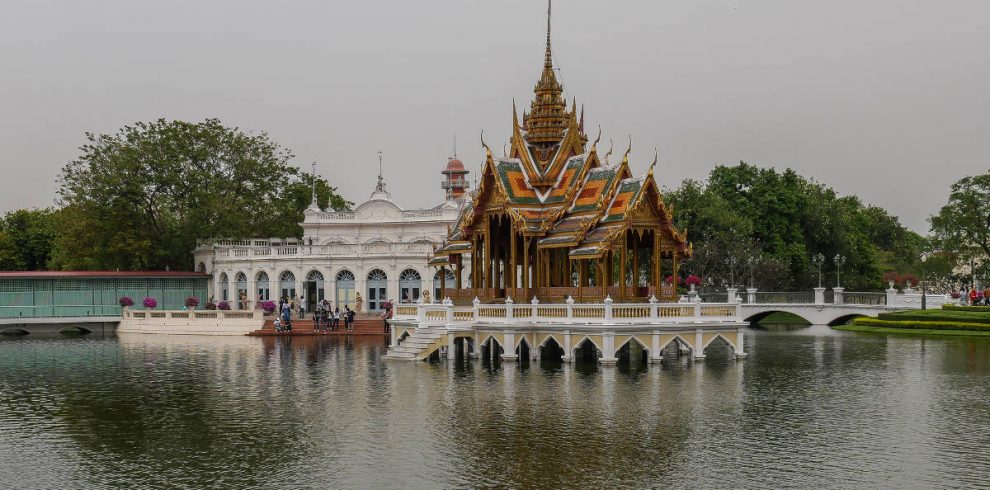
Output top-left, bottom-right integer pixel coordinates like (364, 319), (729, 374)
(391, 297), (742, 326)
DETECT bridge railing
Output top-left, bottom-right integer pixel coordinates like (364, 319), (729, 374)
(843, 292), (886, 305)
(748, 292), (816, 304)
(0, 305), (122, 318)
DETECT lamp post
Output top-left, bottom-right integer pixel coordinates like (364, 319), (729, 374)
(811, 253), (825, 288)
(728, 256), (737, 289)
(747, 256), (756, 289)
(921, 252), (929, 311)
(834, 254), (847, 288)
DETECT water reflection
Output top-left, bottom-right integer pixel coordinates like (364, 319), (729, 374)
(0, 327), (989, 488)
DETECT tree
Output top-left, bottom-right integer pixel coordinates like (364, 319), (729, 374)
(0, 208), (58, 271)
(665, 162), (920, 291)
(930, 172), (990, 265)
(54, 119), (349, 271)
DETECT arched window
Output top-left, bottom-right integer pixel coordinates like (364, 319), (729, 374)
(256, 272), (270, 301)
(306, 270), (324, 282)
(235, 272), (247, 309)
(366, 269), (388, 312)
(279, 271), (296, 300)
(197, 262), (206, 273)
(399, 269), (422, 304)
(335, 270), (355, 308)
(433, 269), (456, 301)
(218, 272), (229, 302)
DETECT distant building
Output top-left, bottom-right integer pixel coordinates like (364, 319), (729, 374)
(194, 160), (468, 314)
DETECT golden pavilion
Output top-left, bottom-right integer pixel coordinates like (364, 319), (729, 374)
(431, 3), (691, 304)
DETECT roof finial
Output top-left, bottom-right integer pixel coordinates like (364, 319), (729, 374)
(649, 147), (658, 175)
(621, 135), (632, 166)
(545, 0), (552, 70)
(452, 135), (457, 159)
(310, 161), (318, 208)
(480, 130), (492, 158)
(373, 149), (389, 198)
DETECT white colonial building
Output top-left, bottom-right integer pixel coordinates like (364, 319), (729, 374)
(194, 160), (470, 314)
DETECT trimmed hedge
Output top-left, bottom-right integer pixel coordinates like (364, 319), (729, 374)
(878, 312), (990, 325)
(853, 317), (990, 332)
(942, 304), (990, 313)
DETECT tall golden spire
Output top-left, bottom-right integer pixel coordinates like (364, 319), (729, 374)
(523, 0), (568, 149)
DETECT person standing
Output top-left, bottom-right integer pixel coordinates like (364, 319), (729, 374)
(347, 306), (356, 332)
(332, 306), (340, 331)
(971, 287), (979, 307)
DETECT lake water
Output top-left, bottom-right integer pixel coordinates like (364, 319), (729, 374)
(1, 326), (989, 489)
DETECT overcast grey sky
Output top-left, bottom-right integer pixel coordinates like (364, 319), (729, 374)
(2, 0), (988, 232)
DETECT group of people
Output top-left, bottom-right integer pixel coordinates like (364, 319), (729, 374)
(314, 300), (355, 332)
(270, 296), (357, 333)
(961, 286), (990, 306)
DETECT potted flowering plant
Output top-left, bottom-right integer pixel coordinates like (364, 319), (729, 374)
(217, 300), (231, 311)
(205, 301), (217, 310)
(685, 275), (703, 292)
(143, 297), (157, 309)
(119, 296), (134, 309)
(261, 300), (277, 315)
(184, 296), (200, 310)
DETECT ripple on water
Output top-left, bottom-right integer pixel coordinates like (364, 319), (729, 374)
(1, 329), (990, 488)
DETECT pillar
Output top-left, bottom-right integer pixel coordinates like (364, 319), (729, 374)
(735, 328), (747, 359)
(814, 287), (825, 305)
(522, 237), (530, 290)
(833, 287), (845, 305)
(484, 217), (492, 295)
(439, 266), (447, 299)
(501, 331), (518, 361)
(632, 234), (639, 289)
(562, 330), (572, 363)
(650, 330), (662, 363)
(510, 230), (517, 290)
(600, 332), (617, 365)
(693, 328), (706, 360)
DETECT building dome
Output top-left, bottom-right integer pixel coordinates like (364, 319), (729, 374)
(444, 158), (465, 173)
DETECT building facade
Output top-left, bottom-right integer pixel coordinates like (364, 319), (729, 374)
(194, 169), (465, 314)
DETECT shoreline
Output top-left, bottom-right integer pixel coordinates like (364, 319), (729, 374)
(834, 324), (990, 337)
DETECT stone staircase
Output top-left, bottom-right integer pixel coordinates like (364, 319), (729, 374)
(384, 328), (447, 361)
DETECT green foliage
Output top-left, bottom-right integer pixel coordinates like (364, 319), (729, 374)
(930, 172), (990, 264)
(664, 162), (921, 291)
(879, 309), (990, 324)
(942, 304), (990, 313)
(0, 208), (58, 270)
(50, 119), (349, 271)
(852, 317), (990, 332)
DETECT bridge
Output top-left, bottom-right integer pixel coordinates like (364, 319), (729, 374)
(724, 287), (955, 326)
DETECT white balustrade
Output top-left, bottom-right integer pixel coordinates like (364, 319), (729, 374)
(390, 300), (742, 327)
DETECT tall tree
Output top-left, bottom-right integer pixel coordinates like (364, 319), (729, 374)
(54, 119), (349, 271)
(930, 172), (990, 263)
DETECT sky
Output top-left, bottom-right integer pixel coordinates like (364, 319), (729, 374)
(1, 0), (988, 233)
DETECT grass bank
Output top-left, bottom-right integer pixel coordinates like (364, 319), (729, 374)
(843, 307), (990, 337)
(834, 324), (990, 337)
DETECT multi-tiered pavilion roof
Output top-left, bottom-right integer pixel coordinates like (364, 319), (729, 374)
(432, 3), (691, 303)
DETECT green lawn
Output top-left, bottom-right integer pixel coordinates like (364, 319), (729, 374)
(835, 324), (990, 337)
(880, 308), (990, 324)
